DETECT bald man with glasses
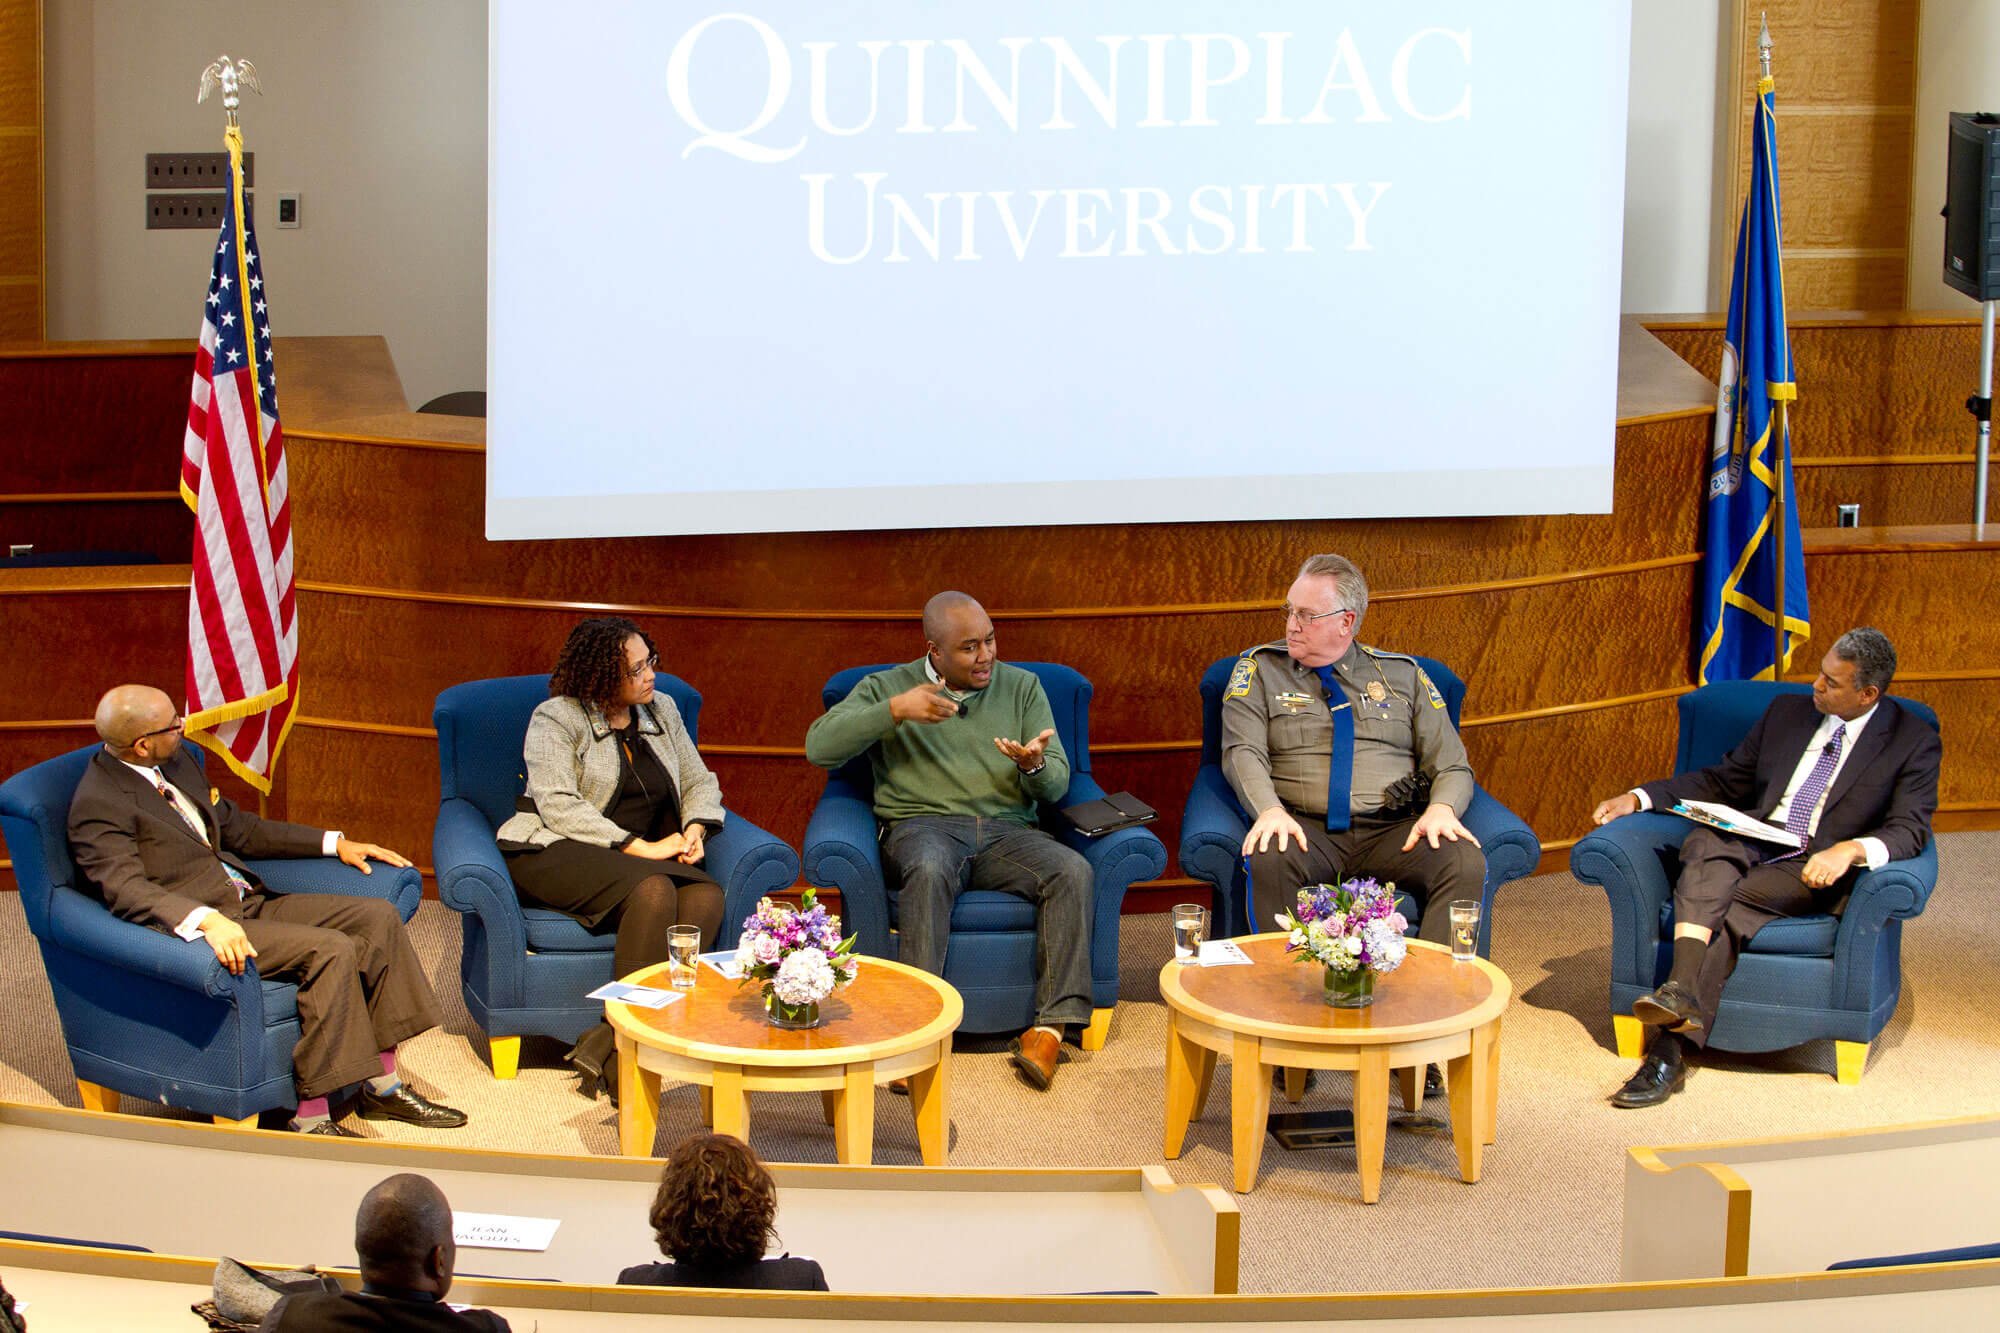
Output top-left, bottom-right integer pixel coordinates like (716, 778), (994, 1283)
(1220, 554), (1484, 947)
(66, 684), (465, 1136)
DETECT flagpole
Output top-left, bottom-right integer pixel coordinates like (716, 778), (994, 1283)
(1757, 18), (1788, 680)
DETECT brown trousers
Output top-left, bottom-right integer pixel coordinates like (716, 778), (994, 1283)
(231, 892), (442, 1098)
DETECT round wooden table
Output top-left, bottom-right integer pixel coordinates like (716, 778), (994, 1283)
(1159, 934), (1510, 1200)
(606, 957), (963, 1165)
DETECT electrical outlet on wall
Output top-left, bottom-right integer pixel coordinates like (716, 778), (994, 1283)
(275, 192), (301, 228)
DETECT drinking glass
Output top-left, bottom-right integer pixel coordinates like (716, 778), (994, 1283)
(1448, 900), (1480, 961)
(1171, 904), (1207, 962)
(667, 924), (701, 990)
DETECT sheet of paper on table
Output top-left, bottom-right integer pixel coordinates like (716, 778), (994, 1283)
(585, 981), (681, 1008)
(1197, 939), (1253, 966)
(699, 950), (745, 979)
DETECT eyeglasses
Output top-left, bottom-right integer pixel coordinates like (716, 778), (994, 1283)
(131, 715), (183, 744)
(625, 653), (659, 680)
(1280, 605), (1352, 627)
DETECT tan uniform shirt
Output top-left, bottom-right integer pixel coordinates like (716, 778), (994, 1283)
(1219, 640), (1475, 820)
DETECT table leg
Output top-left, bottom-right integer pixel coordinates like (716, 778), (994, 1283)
(710, 1065), (750, 1143)
(1397, 1065), (1421, 1111)
(1191, 1046), (1217, 1121)
(617, 1035), (661, 1158)
(1282, 1067), (1308, 1103)
(832, 1064), (875, 1165)
(1447, 1028), (1489, 1183)
(820, 1089), (839, 1126)
(1353, 1050), (1391, 1204)
(1163, 1011), (1201, 1159)
(1482, 1018), (1502, 1146)
(1229, 1032), (1270, 1194)
(698, 1085), (713, 1127)
(909, 1043), (951, 1166)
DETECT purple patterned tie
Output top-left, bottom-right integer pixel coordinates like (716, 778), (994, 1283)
(1774, 723), (1844, 862)
(151, 771), (253, 898)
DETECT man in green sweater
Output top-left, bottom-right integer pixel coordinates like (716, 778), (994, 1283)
(805, 591), (1092, 1089)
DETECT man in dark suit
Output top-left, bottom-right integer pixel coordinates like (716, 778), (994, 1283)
(259, 1174), (511, 1331)
(1591, 627), (1940, 1107)
(66, 684), (467, 1135)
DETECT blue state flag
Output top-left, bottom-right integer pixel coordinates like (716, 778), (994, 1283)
(1700, 74), (1810, 685)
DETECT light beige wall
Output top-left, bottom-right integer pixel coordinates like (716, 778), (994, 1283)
(1910, 0), (2000, 310)
(42, 0), (486, 410)
(1623, 0), (1728, 313)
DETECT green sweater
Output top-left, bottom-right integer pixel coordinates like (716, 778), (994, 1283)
(804, 659), (1071, 823)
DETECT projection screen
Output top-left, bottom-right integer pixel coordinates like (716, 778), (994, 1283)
(487, 2), (1632, 539)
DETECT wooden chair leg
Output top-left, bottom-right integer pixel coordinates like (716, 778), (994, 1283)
(75, 1080), (119, 1114)
(1612, 1013), (1646, 1060)
(213, 1114), (259, 1129)
(1080, 1007), (1113, 1052)
(488, 1035), (522, 1080)
(1834, 1040), (1868, 1085)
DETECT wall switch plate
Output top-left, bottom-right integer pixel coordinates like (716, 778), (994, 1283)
(7, 544), (31, 558)
(145, 152), (252, 189)
(275, 192), (301, 228)
(146, 192), (251, 230)
(1836, 503), (1861, 528)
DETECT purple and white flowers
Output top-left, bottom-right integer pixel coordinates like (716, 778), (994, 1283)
(1277, 878), (1409, 976)
(735, 889), (859, 1011)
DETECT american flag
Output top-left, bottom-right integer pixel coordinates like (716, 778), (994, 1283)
(180, 124), (297, 792)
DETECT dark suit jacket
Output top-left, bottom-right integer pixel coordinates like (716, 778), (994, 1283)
(618, 1255), (829, 1291)
(66, 747), (327, 932)
(1640, 694), (1940, 866)
(258, 1289), (511, 1331)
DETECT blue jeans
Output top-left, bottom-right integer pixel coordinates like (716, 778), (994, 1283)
(881, 816), (1093, 1028)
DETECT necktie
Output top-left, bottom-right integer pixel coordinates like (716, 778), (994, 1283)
(151, 771), (253, 898)
(1774, 723), (1844, 862)
(1313, 665), (1355, 832)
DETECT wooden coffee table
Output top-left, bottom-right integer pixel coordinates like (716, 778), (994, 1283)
(606, 957), (963, 1165)
(1160, 934), (1510, 1199)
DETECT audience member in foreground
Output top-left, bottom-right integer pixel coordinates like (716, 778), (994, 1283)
(805, 590), (1092, 1089)
(497, 617), (727, 1105)
(1592, 627), (1940, 1108)
(67, 685), (465, 1136)
(619, 1132), (829, 1291)
(259, 1173), (510, 1330)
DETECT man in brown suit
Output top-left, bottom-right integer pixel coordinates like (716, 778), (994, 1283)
(67, 685), (467, 1136)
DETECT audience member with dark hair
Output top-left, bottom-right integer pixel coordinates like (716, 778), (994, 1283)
(618, 1133), (828, 1291)
(496, 617), (729, 1104)
(259, 1173), (510, 1330)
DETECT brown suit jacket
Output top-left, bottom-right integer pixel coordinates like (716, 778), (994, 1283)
(67, 748), (327, 932)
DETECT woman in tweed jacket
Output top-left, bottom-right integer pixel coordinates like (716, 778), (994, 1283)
(497, 616), (727, 1103)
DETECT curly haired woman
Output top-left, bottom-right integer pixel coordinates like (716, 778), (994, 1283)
(619, 1133), (828, 1291)
(496, 617), (726, 1104)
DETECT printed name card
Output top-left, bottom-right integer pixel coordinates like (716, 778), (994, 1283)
(1197, 940), (1254, 967)
(453, 1212), (561, 1252)
(585, 981), (681, 1008)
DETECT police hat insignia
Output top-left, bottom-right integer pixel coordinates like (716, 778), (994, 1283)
(1226, 658), (1256, 699)
(1419, 669), (1447, 709)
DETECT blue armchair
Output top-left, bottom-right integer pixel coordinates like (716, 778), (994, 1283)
(431, 674), (800, 1076)
(1179, 653), (1543, 943)
(0, 745), (421, 1125)
(1569, 680), (1940, 1082)
(801, 662), (1167, 1049)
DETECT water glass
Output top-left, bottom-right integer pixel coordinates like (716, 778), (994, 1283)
(667, 924), (701, 990)
(1448, 900), (1480, 961)
(1171, 903), (1207, 962)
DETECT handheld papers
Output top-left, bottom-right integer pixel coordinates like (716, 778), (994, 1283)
(1669, 800), (1801, 848)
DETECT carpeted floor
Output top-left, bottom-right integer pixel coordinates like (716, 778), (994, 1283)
(3, 834), (1997, 1295)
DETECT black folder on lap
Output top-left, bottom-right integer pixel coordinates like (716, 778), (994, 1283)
(1060, 791), (1158, 837)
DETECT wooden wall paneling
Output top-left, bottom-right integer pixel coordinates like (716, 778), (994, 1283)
(0, 352), (192, 491)
(1798, 548), (2000, 668)
(1794, 462), (1996, 529)
(1781, 256), (1910, 314)
(1463, 696), (1687, 856)
(1879, 680), (2000, 812)
(0, 0), (39, 341)
(0, 497), (190, 562)
(0, 580), (187, 714)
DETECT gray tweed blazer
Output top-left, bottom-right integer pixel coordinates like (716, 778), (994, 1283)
(494, 696), (725, 849)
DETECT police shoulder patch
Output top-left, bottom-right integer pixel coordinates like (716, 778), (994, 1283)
(1418, 669), (1447, 710)
(1226, 657), (1257, 700)
(1360, 644), (1417, 665)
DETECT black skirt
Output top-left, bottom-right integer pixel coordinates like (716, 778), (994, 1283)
(504, 838), (717, 930)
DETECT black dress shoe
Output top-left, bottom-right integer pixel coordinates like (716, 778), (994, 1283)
(1424, 1064), (1445, 1098)
(1610, 1039), (1688, 1109)
(357, 1084), (469, 1129)
(566, 1021), (619, 1105)
(290, 1118), (362, 1137)
(1632, 980), (1705, 1033)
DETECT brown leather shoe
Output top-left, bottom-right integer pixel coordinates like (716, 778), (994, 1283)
(887, 1078), (910, 1096)
(1010, 1027), (1063, 1090)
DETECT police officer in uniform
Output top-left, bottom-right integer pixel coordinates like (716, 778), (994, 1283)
(1221, 553), (1484, 942)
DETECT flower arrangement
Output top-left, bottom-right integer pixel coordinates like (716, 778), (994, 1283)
(1276, 879), (1408, 1000)
(734, 889), (859, 1027)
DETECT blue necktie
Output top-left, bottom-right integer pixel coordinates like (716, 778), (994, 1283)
(1772, 723), (1844, 863)
(1313, 665), (1354, 832)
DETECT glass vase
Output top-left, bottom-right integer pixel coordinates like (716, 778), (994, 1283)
(764, 992), (823, 1029)
(1323, 965), (1377, 1008)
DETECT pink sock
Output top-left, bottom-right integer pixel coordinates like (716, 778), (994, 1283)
(379, 1050), (397, 1079)
(368, 1050), (402, 1095)
(295, 1096), (331, 1123)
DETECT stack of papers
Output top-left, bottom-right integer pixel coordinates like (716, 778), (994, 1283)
(1669, 800), (1801, 848)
